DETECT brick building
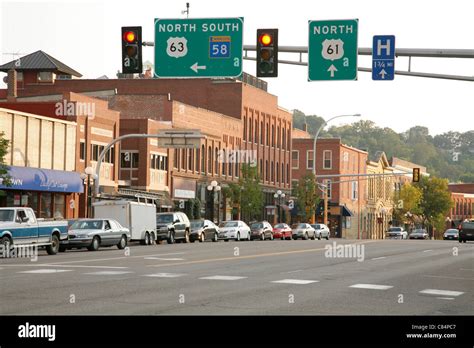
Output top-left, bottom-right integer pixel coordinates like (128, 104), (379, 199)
(291, 133), (368, 239)
(447, 183), (474, 229)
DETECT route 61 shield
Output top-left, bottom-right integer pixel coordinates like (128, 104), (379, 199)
(321, 39), (344, 61)
(166, 37), (188, 58)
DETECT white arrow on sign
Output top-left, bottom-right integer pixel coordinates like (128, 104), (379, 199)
(327, 64), (338, 77)
(190, 62), (207, 73)
(379, 69), (387, 79)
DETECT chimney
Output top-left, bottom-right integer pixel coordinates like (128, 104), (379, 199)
(7, 68), (17, 102)
(303, 123), (308, 132)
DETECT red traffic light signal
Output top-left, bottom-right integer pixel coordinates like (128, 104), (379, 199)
(256, 29), (278, 78)
(121, 26), (142, 74)
(123, 31), (136, 43)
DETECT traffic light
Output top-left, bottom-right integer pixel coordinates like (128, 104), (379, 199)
(121, 26), (142, 74)
(412, 168), (420, 182)
(256, 29), (278, 77)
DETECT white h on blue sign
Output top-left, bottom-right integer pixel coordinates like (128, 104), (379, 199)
(372, 35), (395, 80)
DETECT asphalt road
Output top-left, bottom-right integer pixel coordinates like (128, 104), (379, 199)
(0, 238), (472, 315)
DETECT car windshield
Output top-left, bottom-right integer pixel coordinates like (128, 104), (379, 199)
(191, 220), (204, 228)
(71, 220), (103, 230)
(445, 229), (458, 233)
(292, 223), (306, 229)
(251, 222), (263, 229)
(224, 221), (238, 227)
(389, 227), (402, 232)
(412, 229), (426, 233)
(157, 214), (174, 223)
(274, 223), (286, 228)
(0, 210), (15, 222)
(311, 224), (321, 229)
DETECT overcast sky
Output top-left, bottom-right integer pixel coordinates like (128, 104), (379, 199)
(1, 0), (473, 135)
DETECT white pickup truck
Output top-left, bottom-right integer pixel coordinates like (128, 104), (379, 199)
(0, 207), (68, 255)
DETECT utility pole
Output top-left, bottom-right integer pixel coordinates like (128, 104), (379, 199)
(182, 2), (190, 18)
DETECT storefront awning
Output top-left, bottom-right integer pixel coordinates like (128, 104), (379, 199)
(342, 205), (354, 217)
(0, 166), (83, 193)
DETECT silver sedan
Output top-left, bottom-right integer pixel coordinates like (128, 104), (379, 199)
(61, 219), (130, 252)
(292, 223), (317, 240)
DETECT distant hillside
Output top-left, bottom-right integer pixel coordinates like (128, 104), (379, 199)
(292, 110), (474, 183)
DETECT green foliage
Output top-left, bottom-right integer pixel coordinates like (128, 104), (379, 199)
(0, 132), (11, 196)
(292, 111), (474, 183)
(239, 163), (264, 221)
(295, 172), (320, 221)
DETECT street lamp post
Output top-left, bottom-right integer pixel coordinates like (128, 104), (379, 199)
(207, 180), (221, 224)
(312, 114), (362, 225)
(80, 166), (98, 218)
(273, 190), (286, 224)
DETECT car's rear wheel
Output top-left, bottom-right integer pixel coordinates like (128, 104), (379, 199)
(326, 233), (330, 240)
(87, 236), (100, 251)
(150, 233), (156, 245)
(183, 230), (190, 243)
(46, 235), (60, 255)
(247, 232), (251, 241)
(269, 232), (274, 240)
(317, 233), (322, 240)
(167, 231), (175, 244)
(117, 235), (127, 250)
(303, 232), (309, 240)
(261, 233), (265, 241)
(236, 232), (241, 241)
(144, 232), (151, 245)
(0, 236), (11, 251)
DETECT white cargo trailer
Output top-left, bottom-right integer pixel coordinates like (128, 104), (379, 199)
(93, 200), (157, 245)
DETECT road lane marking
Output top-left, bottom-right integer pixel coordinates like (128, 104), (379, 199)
(437, 297), (455, 300)
(350, 284), (393, 290)
(423, 250), (433, 253)
(419, 289), (464, 297)
(144, 257), (186, 261)
(147, 240), (379, 269)
(83, 271), (133, 275)
(143, 273), (187, 278)
(285, 270), (303, 274)
(199, 275), (247, 281)
(460, 268), (474, 271)
(40, 264), (129, 269)
(371, 257), (387, 260)
(423, 275), (474, 281)
(272, 279), (319, 285)
(43, 252), (187, 265)
(18, 269), (73, 274)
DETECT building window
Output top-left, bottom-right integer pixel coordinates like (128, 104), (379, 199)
(287, 163), (290, 184)
(306, 150), (314, 170)
(287, 129), (291, 150)
(292, 150), (299, 169)
(282, 128), (286, 150)
(80, 141), (86, 161)
(243, 116), (247, 141)
(277, 126), (281, 148)
(37, 71), (53, 82)
(195, 148), (200, 172)
(132, 153), (139, 168)
(40, 193), (52, 218)
(259, 159), (263, 178)
(229, 155), (233, 177)
(266, 124), (270, 146)
(325, 179), (332, 199)
(181, 149), (186, 169)
(222, 149), (226, 175)
(208, 146), (212, 174)
(53, 194), (65, 219)
(255, 120), (258, 143)
(352, 181), (358, 200)
(276, 162), (279, 183)
(215, 147), (219, 175)
(265, 160), (269, 181)
(174, 149), (179, 169)
(235, 161), (239, 178)
(248, 118), (253, 143)
(201, 145), (205, 173)
(323, 150), (332, 169)
(188, 149), (193, 170)
(271, 125), (275, 147)
(271, 161), (274, 182)
(261, 121), (264, 145)
(281, 163), (285, 184)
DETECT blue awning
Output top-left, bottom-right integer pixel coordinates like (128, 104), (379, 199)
(0, 166), (83, 193)
(342, 205), (354, 217)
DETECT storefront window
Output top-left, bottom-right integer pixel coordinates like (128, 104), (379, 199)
(54, 194), (65, 219)
(40, 193), (52, 219)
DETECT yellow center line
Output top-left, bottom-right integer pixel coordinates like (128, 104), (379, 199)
(147, 240), (379, 268)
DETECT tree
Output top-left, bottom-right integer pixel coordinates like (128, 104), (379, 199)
(0, 132), (11, 196)
(238, 163), (263, 222)
(392, 183), (422, 226)
(415, 176), (453, 239)
(222, 182), (242, 219)
(295, 172), (319, 222)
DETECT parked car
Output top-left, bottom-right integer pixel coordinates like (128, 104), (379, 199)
(156, 212), (191, 244)
(218, 220), (251, 241)
(189, 219), (219, 242)
(409, 229), (429, 240)
(93, 200), (157, 245)
(443, 228), (459, 240)
(0, 207), (68, 255)
(292, 223), (316, 240)
(63, 219), (130, 251)
(250, 221), (274, 240)
(386, 226), (408, 239)
(311, 223), (330, 240)
(459, 221), (474, 243)
(273, 223), (292, 240)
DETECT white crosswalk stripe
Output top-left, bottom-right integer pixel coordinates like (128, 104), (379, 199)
(199, 275), (247, 281)
(18, 269), (73, 274)
(349, 283), (393, 290)
(83, 271), (133, 275)
(419, 289), (464, 297)
(272, 279), (319, 285)
(143, 273), (187, 278)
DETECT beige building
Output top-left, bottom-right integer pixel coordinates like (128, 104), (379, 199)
(366, 151), (395, 239)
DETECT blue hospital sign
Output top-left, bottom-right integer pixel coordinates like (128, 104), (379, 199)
(372, 35), (395, 80)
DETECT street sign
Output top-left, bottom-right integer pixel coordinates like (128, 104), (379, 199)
(156, 129), (204, 148)
(372, 35), (395, 80)
(308, 19), (358, 81)
(154, 17), (243, 78)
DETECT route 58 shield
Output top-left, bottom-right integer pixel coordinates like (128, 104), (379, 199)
(321, 39), (344, 61)
(166, 37), (188, 58)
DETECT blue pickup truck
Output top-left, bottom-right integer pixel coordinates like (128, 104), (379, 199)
(0, 207), (68, 255)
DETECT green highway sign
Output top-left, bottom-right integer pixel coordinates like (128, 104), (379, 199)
(154, 17), (243, 78)
(308, 19), (358, 81)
